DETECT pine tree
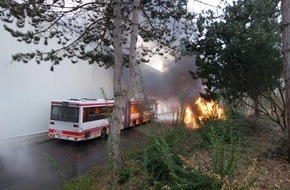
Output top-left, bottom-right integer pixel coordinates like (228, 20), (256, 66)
(0, 0), (196, 184)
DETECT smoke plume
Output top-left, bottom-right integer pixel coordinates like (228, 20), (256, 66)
(138, 55), (202, 113)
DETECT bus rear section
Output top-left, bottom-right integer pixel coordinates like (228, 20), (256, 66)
(48, 98), (113, 141)
(123, 99), (157, 128)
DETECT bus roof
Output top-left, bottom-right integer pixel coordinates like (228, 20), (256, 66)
(51, 98), (156, 107)
(51, 98), (114, 107)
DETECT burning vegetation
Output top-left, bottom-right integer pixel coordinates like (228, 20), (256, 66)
(184, 97), (226, 129)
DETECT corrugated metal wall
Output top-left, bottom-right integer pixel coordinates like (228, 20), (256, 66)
(0, 27), (113, 139)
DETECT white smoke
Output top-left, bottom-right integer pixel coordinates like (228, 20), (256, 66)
(138, 55), (202, 113)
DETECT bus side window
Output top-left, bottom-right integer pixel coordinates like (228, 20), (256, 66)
(83, 107), (105, 122)
(98, 107), (108, 119)
(131, 105), (135, 114)
(83, 106), (112, 122)
(95, 108), (105, 120)
(83, 108), (95, 122)
(83, 109), (88, 122)
(131, 104), (139, 114)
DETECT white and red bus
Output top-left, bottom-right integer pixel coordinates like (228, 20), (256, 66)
(124, 99), (156, 128)
(48, 98), (156, 141)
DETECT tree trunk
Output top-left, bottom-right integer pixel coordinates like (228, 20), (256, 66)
(110, 0), (141, 188)
(128, 0), (140, 98)
(110, 0), (126, 188)
(281, 0), (290, 162)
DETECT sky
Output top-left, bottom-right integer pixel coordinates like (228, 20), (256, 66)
(187, 0), (234, 14)
(188, 0), (222, 12)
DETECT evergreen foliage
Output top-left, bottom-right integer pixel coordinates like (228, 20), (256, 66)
(186, 0), (282, 102)
(198, 120), (241, 180)
(59, 176), (93, 190)
(0, 0), (195, 69)
(138, 131), (221, 190)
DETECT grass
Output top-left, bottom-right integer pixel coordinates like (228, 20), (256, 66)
(58, 117), (290, 190)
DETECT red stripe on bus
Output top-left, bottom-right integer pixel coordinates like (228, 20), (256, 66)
(62, 130), (83, 136)
(49, 126), (109, 136)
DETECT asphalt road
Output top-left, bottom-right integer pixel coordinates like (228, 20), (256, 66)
(0, 127), (145, 190)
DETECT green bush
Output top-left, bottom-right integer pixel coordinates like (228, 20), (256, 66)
(59, 176), (93, 190)
(162, 125), (198, 155)
(198, 119), (241, 180)
(118, 165), (135, 185)
(136, 129), (221, 190)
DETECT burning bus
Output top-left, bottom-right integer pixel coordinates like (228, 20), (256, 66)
(48, 98), (157, 141)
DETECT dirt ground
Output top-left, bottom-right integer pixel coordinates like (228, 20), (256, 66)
(184, 117), (290, 190)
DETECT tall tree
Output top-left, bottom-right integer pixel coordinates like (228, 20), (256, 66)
(189, 0), (281, 101)
(187, 0), (282, 119)
(281, 0), (290, 162)
(189, 0), (290, 161)
(110, 0), (124, 182)
(0, 0), (195, 181)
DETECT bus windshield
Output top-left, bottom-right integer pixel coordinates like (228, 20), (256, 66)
(50, 105), (79, 123)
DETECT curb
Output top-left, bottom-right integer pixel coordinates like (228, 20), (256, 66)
(0, 132), (50, 148)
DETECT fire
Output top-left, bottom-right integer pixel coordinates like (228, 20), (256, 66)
(195, 97), (225, 121)
(184, 107), (199, 129)
(184, 107), (192, 124)
(184, 97), (225, 129)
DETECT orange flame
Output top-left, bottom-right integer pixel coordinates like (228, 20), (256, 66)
(184, 97), (225, 129)
(195, 97), (225, 121)
(184, 107), (199, 129)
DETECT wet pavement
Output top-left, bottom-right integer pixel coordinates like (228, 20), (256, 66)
(0, 127), (145, 190)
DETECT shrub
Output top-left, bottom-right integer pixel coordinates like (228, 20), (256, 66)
(198, 119), (241, 180)
(136, 129), (221, 190)
(118, 165), (135, 185)
(59, 176), (93, 190)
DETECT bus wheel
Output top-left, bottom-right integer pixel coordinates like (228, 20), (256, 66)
(101, 128), (107, 138)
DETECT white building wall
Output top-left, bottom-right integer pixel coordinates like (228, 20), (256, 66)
(0, 28), (113, 139)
